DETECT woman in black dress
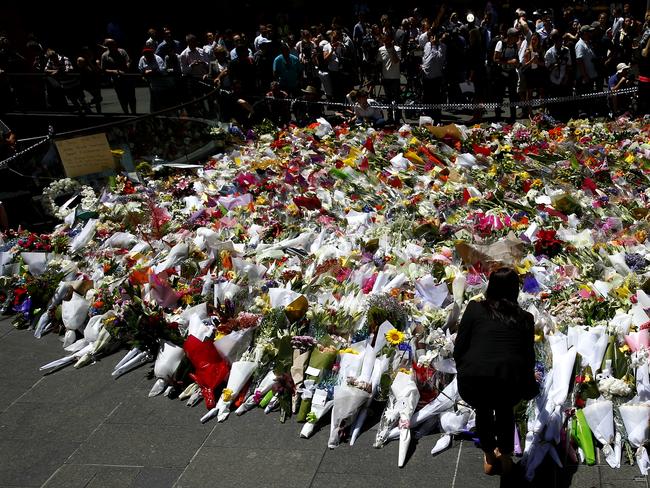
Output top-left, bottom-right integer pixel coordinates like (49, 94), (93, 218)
(453, 267), (537, 475)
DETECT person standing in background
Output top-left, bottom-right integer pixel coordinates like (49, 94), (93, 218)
(376, 33), (401, 124)
(101, 38), (136, 114)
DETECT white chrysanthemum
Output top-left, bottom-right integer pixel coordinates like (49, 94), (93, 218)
(598, 376), (632, 399)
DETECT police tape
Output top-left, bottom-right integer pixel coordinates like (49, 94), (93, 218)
(1, 85), (639, 169)
(262, 86), (639, 111)
(0, 128), (53, 169)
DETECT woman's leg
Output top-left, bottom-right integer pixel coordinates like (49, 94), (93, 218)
(494, 402), (515, 455)
(474, 406), (497, 453)
(475, 405), (500, 475)
(493, 401), (515, 474)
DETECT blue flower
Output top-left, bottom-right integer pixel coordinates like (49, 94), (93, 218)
(522, 274), (541, 294)
(398, 342), (411, 352)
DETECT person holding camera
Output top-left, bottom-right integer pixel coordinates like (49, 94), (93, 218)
(544, 29), (572, 119)
(376, 33), (402, 124)
(421, 29), (445, 123)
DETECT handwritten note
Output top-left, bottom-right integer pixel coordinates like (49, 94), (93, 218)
(55, 133), (115, 177)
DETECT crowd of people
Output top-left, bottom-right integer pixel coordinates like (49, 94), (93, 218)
(1, 3), (649, 126)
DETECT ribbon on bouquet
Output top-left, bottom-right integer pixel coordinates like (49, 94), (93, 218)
(297, 379), (316, 399)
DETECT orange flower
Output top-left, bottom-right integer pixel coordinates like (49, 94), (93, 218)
(220, 250), (233, 269)
(129, 267), (150, 285)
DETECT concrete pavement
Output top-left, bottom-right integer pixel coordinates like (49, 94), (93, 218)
(0, 317), (644, 488)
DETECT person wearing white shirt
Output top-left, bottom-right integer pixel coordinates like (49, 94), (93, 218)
(421, 33), (445, 122)
(351, 89), (384, 127)
(180, 34), (209, 77)
(254, 26), (269, 52)
(179, 34), (209, 106)
(376, 34), (402, 123)
(574, 25), (599, 115)
(138, 48), (165, 73)
(575, 26), (597, 87)
(230, 35), (253, 61)
(203, 32), (217, 61)
(545, 30), (572, 89)
(138, 47), (168, 112)
(317, 39), (336, 99)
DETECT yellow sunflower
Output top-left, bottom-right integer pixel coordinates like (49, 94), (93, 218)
(385, 329), (405, 346)
(339, 348), (359, 355)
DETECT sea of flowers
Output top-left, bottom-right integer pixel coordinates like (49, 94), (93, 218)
(1, 115), (650, 477)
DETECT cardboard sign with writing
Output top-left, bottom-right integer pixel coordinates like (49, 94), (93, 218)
(55, 133), (115, 177)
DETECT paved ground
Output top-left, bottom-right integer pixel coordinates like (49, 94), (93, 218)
(0, 317), (645, 488)
(98, 87), (514, 123)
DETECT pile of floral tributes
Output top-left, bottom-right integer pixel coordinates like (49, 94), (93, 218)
(1, 115), (650, 477)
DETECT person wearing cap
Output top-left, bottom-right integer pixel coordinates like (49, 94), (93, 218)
(292, 85), (324, 126)
(493, 27), (521, 121)
(138, 47), (165, 74)
(608, 62), (633, 115)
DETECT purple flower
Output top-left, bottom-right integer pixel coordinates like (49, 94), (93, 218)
(522, 274), (541, 294)
(14, 296), (32, 320)
(466, 273), (482, 286)
(625, 253), (648, 272)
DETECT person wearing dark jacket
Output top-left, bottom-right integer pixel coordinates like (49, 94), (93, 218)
(453, 267), (537, 476)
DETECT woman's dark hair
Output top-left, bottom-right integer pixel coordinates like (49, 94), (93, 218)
(484, 267), (524, 327)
